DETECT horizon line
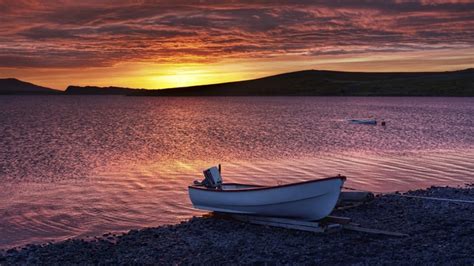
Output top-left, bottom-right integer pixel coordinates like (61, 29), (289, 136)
(2, 67), (473, 92)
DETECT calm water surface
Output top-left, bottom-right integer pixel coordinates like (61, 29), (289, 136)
(0, 96), (473, 248)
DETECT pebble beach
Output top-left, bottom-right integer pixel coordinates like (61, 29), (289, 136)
(1, 185), (473, 265)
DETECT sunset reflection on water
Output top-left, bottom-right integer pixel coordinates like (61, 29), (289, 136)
(0, 96), (473, 248)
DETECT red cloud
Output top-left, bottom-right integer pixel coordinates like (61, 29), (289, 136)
(0, 0), (473, 68)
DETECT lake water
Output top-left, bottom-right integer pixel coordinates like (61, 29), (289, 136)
(0, 96), (473, 248)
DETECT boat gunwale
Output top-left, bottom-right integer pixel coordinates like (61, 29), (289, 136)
(188, 175), (346, 192)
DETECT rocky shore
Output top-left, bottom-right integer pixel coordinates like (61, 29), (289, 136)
(1, 185), (473, 265)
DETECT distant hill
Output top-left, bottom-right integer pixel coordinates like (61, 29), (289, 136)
(65, 85), (142, 95)
(0, 78), (60, 94)
(130, 69), (474, 96)
(3, 69), (474, 96)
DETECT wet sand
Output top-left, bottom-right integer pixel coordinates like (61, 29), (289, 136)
(1, 185), (473, 265)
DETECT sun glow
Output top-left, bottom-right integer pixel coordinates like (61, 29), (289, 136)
(2, 48), (473, 90)
(153, 73), (200, 88)
(131, 62), (259, 90)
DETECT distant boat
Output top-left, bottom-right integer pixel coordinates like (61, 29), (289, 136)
(188, 166), (346, 220)
(348, 118), (377, 125)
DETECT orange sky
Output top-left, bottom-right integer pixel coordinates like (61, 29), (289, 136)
(1, 0), (473, 90)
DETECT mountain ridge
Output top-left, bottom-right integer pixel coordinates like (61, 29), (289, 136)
(0, 78), (60, 94)
(2, 68), (473, 96)
(130, 68), (474, 96)
(65, 85), (143, 95)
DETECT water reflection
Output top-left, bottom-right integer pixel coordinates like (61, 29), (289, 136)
(0, 96), (473, 248)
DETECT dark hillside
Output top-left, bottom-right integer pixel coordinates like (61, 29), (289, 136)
(0, 78), (60, 94)
(130, 69), (474, 96)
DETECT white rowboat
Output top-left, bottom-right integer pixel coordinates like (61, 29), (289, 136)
(188, 175), (346, 221)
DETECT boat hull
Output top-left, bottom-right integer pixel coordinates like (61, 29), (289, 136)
(349, 119), (377, 125)
(188, 176), (345, 220)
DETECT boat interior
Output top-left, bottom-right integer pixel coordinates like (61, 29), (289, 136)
(220, 183), (263, 190)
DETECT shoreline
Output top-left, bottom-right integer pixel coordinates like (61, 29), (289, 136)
(1, 185), (473, 264)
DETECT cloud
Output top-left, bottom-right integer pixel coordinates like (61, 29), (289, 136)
(0, 0), (473, 68)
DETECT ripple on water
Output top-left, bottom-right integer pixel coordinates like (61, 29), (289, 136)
(0, 96), (473, 248)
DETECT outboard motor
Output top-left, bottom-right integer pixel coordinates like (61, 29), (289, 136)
(193, 165), (223, 188)
(202, 166), (222, 188)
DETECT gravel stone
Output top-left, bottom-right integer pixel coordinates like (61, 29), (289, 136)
(1, 186), (473, 265)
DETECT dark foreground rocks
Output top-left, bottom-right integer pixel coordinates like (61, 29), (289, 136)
(1, 186), (473, 265)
